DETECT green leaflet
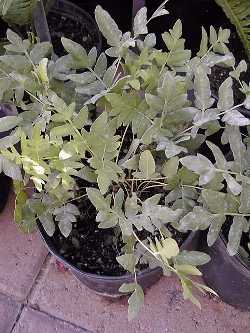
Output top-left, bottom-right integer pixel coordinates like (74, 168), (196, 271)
(179, 207), (213, 231)
(227, 216), (245, 256)
(180, 154), (216, 185)
(128, 284), (144, 321)
(0, 115), (21, 132)
(201, 189), (239, 214)
(156, 138), (187, 158)
(116, 254), (138, 273)
(176, 251), (210, 266)
(133, 150), (155, 179)
(239, 183), (250, 214)
(40, 213), (55, 237)
(133, 7), (148, 35)
(61, 37), (89, 68)
(194, 66), (214, 111)
(0, 155), (22, 180)
(217, 77), (234, 111)
(86, 188), (109, 211)
(30, 42), (52, 64)
(162, 156), (179, 179)
(95, 5), (122, 47)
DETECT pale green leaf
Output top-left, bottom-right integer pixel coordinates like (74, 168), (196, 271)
(128, 284), (144, 321)
(94, 53), (107, 77)
(0, 156), (22, 180)
(30, 42), (52, 64)
(223, 173), (242, 195)
(217, 77), (234, 110)
(95, 5), (122, 46)
(227, 216), (245, 256)
(0, 116), (20, 132)
(207, 214), (226, 246)
(40, 213), (55, 237)
(222, 110), (250, 126)
(160, 238), (179, 259)
(116, 254), (138, 273)
(138, 150), (155, 178)
(197, 27), (208, 57)
(119, 282), (137, 293)
(61, 37), (89, 67)
(179, 207), (213, 231)
(239, 182), (250, 213)
(175, 264), (202, 276)
(176, 251), (210, 266)
(133, 7), (148, 35)
(206, 140), (227, 169)
(180, 154), (216, 185)
(86, 188), (109, 211)
(58, 220), (72, 238)
(162, 156), (179, 179)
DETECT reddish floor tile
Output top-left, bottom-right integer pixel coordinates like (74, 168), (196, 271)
(0, 292), (21, 333)
(12, 307), (88, 333)
(29, 257), (250, 333)
(0, 192), (48, 301)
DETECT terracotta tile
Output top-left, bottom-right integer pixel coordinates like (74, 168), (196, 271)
(0, 293), (21, 333)
(13, 307), (88, 333)
(30, 257), (250, 333)
(0, 192), (48, 301)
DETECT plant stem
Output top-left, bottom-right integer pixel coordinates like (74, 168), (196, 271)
(116, 124), (129, 164)
(88, 67), (107, 89)
(175, 103), (245, 139)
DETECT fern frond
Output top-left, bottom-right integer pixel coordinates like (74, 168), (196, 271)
(215, 0), (250, 60)
(0, 0), (38, 25)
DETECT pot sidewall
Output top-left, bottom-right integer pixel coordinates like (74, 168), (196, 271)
(200, 232), (250, 310)
(38, 221), (199, 296)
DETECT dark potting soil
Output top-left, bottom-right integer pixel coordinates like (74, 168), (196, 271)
(50, 180), (188, 276)
(47, 9), (100, 56)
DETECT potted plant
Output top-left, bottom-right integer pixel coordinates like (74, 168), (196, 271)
(0, 0), (102, 54)
(0, 0), (249, 318)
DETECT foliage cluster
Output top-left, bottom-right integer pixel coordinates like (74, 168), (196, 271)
(0, 1), (249, 319)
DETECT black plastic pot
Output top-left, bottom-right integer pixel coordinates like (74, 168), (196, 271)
(34, 0), (102, 54)
(38, 221), (199, 297)
(199, 233), (250, 310)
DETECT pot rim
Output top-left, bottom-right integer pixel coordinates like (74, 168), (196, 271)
(37, 221), (196, 280)
(48, 0), (102, 52)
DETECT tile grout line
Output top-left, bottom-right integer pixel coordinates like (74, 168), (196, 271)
(9, 254), (51, 333)
(25, 254), (92, 332)
(26, 253), (51, 302)
(8, 254), (91, 333)
(9, 303), (25, 333)
(27, 304), (93, 333)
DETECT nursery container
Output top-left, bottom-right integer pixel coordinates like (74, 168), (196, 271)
(200, 233), (250, 310)
(38, 222), (200, 297)
(34, 0), (102, 54)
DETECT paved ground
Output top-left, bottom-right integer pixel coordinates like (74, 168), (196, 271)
(0, 192), (250, 333)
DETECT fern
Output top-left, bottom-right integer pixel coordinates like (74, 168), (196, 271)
(0, 0), (38, 25)
(215, 0), (250, 60)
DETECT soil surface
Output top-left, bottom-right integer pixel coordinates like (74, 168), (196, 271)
(50, 179), (188, 276)
(47, 7), (101, 56)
